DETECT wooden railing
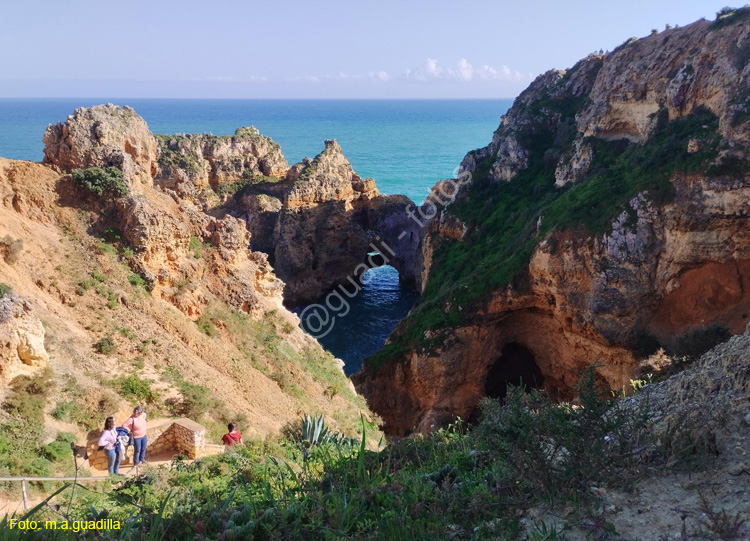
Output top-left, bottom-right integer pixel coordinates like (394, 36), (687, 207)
(0, 476), (111, 511)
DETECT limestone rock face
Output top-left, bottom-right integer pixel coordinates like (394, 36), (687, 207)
(283, 140), (379, 208)
(0, 292), (48, 384)
(356, 15), (750, 435)
(120, 191), (284, 318)
(154, 127), (288, 189)
(43, 104), (158, 190)
(236, 140), (420, 306)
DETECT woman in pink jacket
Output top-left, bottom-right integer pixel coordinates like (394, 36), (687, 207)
(122, 405), (147, 465)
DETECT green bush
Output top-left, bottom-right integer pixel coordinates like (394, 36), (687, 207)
(116, 375), (159, 404)
(673, 324), (731, 361)
(177, 381), (222, 419)
(128, 273), (147, 288)
(95, 336), (116, 354)
(71, 166), (128, 198)
(0, 282), (12, 298)
(42, 432), (77, 462)
(196, 314), (218, 337)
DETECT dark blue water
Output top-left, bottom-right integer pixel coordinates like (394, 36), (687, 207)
(0, 98), (510, 203)
(0, 98), (509, 372)
(295, 266), (418, 375)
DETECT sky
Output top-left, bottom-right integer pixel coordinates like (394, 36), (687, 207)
(0, 0), (735, 99)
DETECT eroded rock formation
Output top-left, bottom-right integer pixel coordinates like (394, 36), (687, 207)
(235, 140), (422, 306)
(42, 105), (287, 321)
(0, 292), (49, 384)
(154, 128), (288, 189)
(43, 104), (158, 190)
(355, 15), (750, 435)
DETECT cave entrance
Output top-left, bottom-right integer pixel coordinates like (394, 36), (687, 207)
(485, 343), (544, 400)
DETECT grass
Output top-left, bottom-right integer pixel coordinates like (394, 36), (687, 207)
(11, 366), (722, 540)
(371, 106), (723, 369)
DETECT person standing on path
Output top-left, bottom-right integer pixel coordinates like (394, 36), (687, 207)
(122, 406), (147, 465)
(222, 422), (243, 446)
(97, 416), (121, 475)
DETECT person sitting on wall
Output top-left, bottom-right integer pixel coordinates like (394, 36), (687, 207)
(222, 422), (243, 446)
(122, 405), (148, 465)
(97, 416), (121, 475)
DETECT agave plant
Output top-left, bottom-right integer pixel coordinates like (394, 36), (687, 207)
(299, 413), (357, 449)
(301, 412), (331, 449)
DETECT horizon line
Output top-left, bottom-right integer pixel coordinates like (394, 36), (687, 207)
(0, 96), (517, 101)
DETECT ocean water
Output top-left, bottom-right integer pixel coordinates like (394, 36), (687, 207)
(295, 266), (419, 375)
(0, 98), (510, 203)
(0, 98), (510, 372)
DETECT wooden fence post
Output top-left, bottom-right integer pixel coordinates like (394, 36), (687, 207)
(21, 479), (28, 511)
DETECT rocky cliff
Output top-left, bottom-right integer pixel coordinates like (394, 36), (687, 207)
(43, 104), (158, 190)
(0, 107), (375, 446)
(154, 127), (288, 189)
(355, 12), (750, 435)
(234, 139), (422, 306)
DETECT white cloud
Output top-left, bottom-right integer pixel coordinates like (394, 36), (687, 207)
(405, 58), (533, 83)
(369, 71), (390, 82)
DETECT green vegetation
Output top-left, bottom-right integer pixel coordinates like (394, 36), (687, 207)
(0, 282), (12, 299)
(154, 134), (204, 175)
(71, 166), (128, 199)
(51, 375), (118, 431)
(189, 235), (211, 259)
(673, 324), (731, 362)
(6, 368), (722, 539)
(371, 106), (724, 369)
(712, 5), (750, 28)
(111, 375), (159, 405)
(0, 370), (75, 479)
(127, 273), (147, 288)
(94, 336), (116, 355)
(214, 174), (282, 198)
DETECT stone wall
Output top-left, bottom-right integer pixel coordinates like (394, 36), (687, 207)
(87, 418), (212, 471)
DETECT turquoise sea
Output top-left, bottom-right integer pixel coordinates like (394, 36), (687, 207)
(0, 98), (510, 203)
(0, 98), (511, 373)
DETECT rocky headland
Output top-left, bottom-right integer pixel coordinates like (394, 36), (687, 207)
(354, 14), (750, 435)
(0, 105), (375, 447)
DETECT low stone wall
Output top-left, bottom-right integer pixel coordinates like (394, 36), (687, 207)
(86, 418), (213, 471)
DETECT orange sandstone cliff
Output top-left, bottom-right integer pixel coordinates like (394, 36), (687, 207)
(354, 15), (750, 435)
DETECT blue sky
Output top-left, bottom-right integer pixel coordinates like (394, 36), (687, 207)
(0, 0), (733, 99)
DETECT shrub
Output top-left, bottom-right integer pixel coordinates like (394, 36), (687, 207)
(0, 283), (12, 298)
(115, 375), (159, 404)
(41, 432), (77, 462)
(673, 324), (731, 361)
(189, 235), (204, 259)
(94, 336), (116, 354)
(0, 235), (23, 264)
(177, 381), (223, 419)
(71, 166), (128, 198)
(196, 314), (218, 337)
(128, 273), (147, 288)
(629, 329), (662, 359)
(91, 270), (108, 283)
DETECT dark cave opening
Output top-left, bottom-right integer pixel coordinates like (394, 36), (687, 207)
(485, 343), (544, 400)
